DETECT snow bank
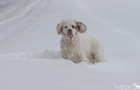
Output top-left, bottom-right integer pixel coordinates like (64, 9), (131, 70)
(34, 49), (61, 59)
(0, 0), (140, 90)
(0, 49), (61, 61)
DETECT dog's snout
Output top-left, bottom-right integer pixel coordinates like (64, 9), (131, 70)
(68, 29), (72, 32)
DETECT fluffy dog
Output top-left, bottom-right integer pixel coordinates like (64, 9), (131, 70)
(57, 19), (105, 64)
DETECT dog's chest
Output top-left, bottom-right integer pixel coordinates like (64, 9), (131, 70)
(61, 41), (81, 60)
(64, 42), (79, 53)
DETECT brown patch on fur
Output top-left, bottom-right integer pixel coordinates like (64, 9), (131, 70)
(76, 22), (87, 33)
(57, 23), (63, 34)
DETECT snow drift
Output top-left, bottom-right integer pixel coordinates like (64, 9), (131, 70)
(0, 0), (140, 90)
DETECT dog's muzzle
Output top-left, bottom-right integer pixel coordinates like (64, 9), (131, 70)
(67, 29), (73, 38)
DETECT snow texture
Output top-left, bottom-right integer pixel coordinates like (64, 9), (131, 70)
(0, 0), (140, 90)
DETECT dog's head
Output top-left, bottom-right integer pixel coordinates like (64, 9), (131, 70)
(56, 19), (87, 39)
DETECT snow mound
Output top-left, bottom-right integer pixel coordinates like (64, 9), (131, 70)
(0, 49), (61, 61)
(34, 49), (61, 59)
(0, 0), (140, 90)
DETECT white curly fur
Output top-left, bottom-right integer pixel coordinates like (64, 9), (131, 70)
(57, 19), (105, 64)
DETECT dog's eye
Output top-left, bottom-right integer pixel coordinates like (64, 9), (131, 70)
(64, 26), (67, 28)
(72, 25), (75, 29)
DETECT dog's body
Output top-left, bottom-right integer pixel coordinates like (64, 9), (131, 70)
(57, 19), (105, 64)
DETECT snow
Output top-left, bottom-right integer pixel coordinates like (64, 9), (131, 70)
(0, 0), (140, 90)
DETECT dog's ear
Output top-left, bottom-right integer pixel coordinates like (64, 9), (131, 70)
(76, 22), (87, 33)
(56, 23), (63, 34)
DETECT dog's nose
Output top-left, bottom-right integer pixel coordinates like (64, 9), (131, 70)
(68, 29), (72, 32)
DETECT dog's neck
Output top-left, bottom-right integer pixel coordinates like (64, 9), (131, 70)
(61, 34), (79, 48)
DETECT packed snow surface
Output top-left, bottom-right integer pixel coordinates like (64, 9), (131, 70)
(0, 0), (140, 90)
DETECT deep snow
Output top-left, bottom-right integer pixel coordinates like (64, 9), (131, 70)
(0, 0), (140, 90)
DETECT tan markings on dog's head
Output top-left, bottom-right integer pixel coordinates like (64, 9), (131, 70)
(76, 22), (87, 33)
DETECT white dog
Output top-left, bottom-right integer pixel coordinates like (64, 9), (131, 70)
(57, 19), (105, 64)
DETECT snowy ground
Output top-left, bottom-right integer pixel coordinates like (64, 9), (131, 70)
(0, 0), (140, 90)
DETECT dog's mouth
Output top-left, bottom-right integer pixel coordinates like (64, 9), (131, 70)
(67, 32), (73, 39)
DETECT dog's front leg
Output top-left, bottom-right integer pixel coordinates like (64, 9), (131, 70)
(80, 51), (89, 64)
